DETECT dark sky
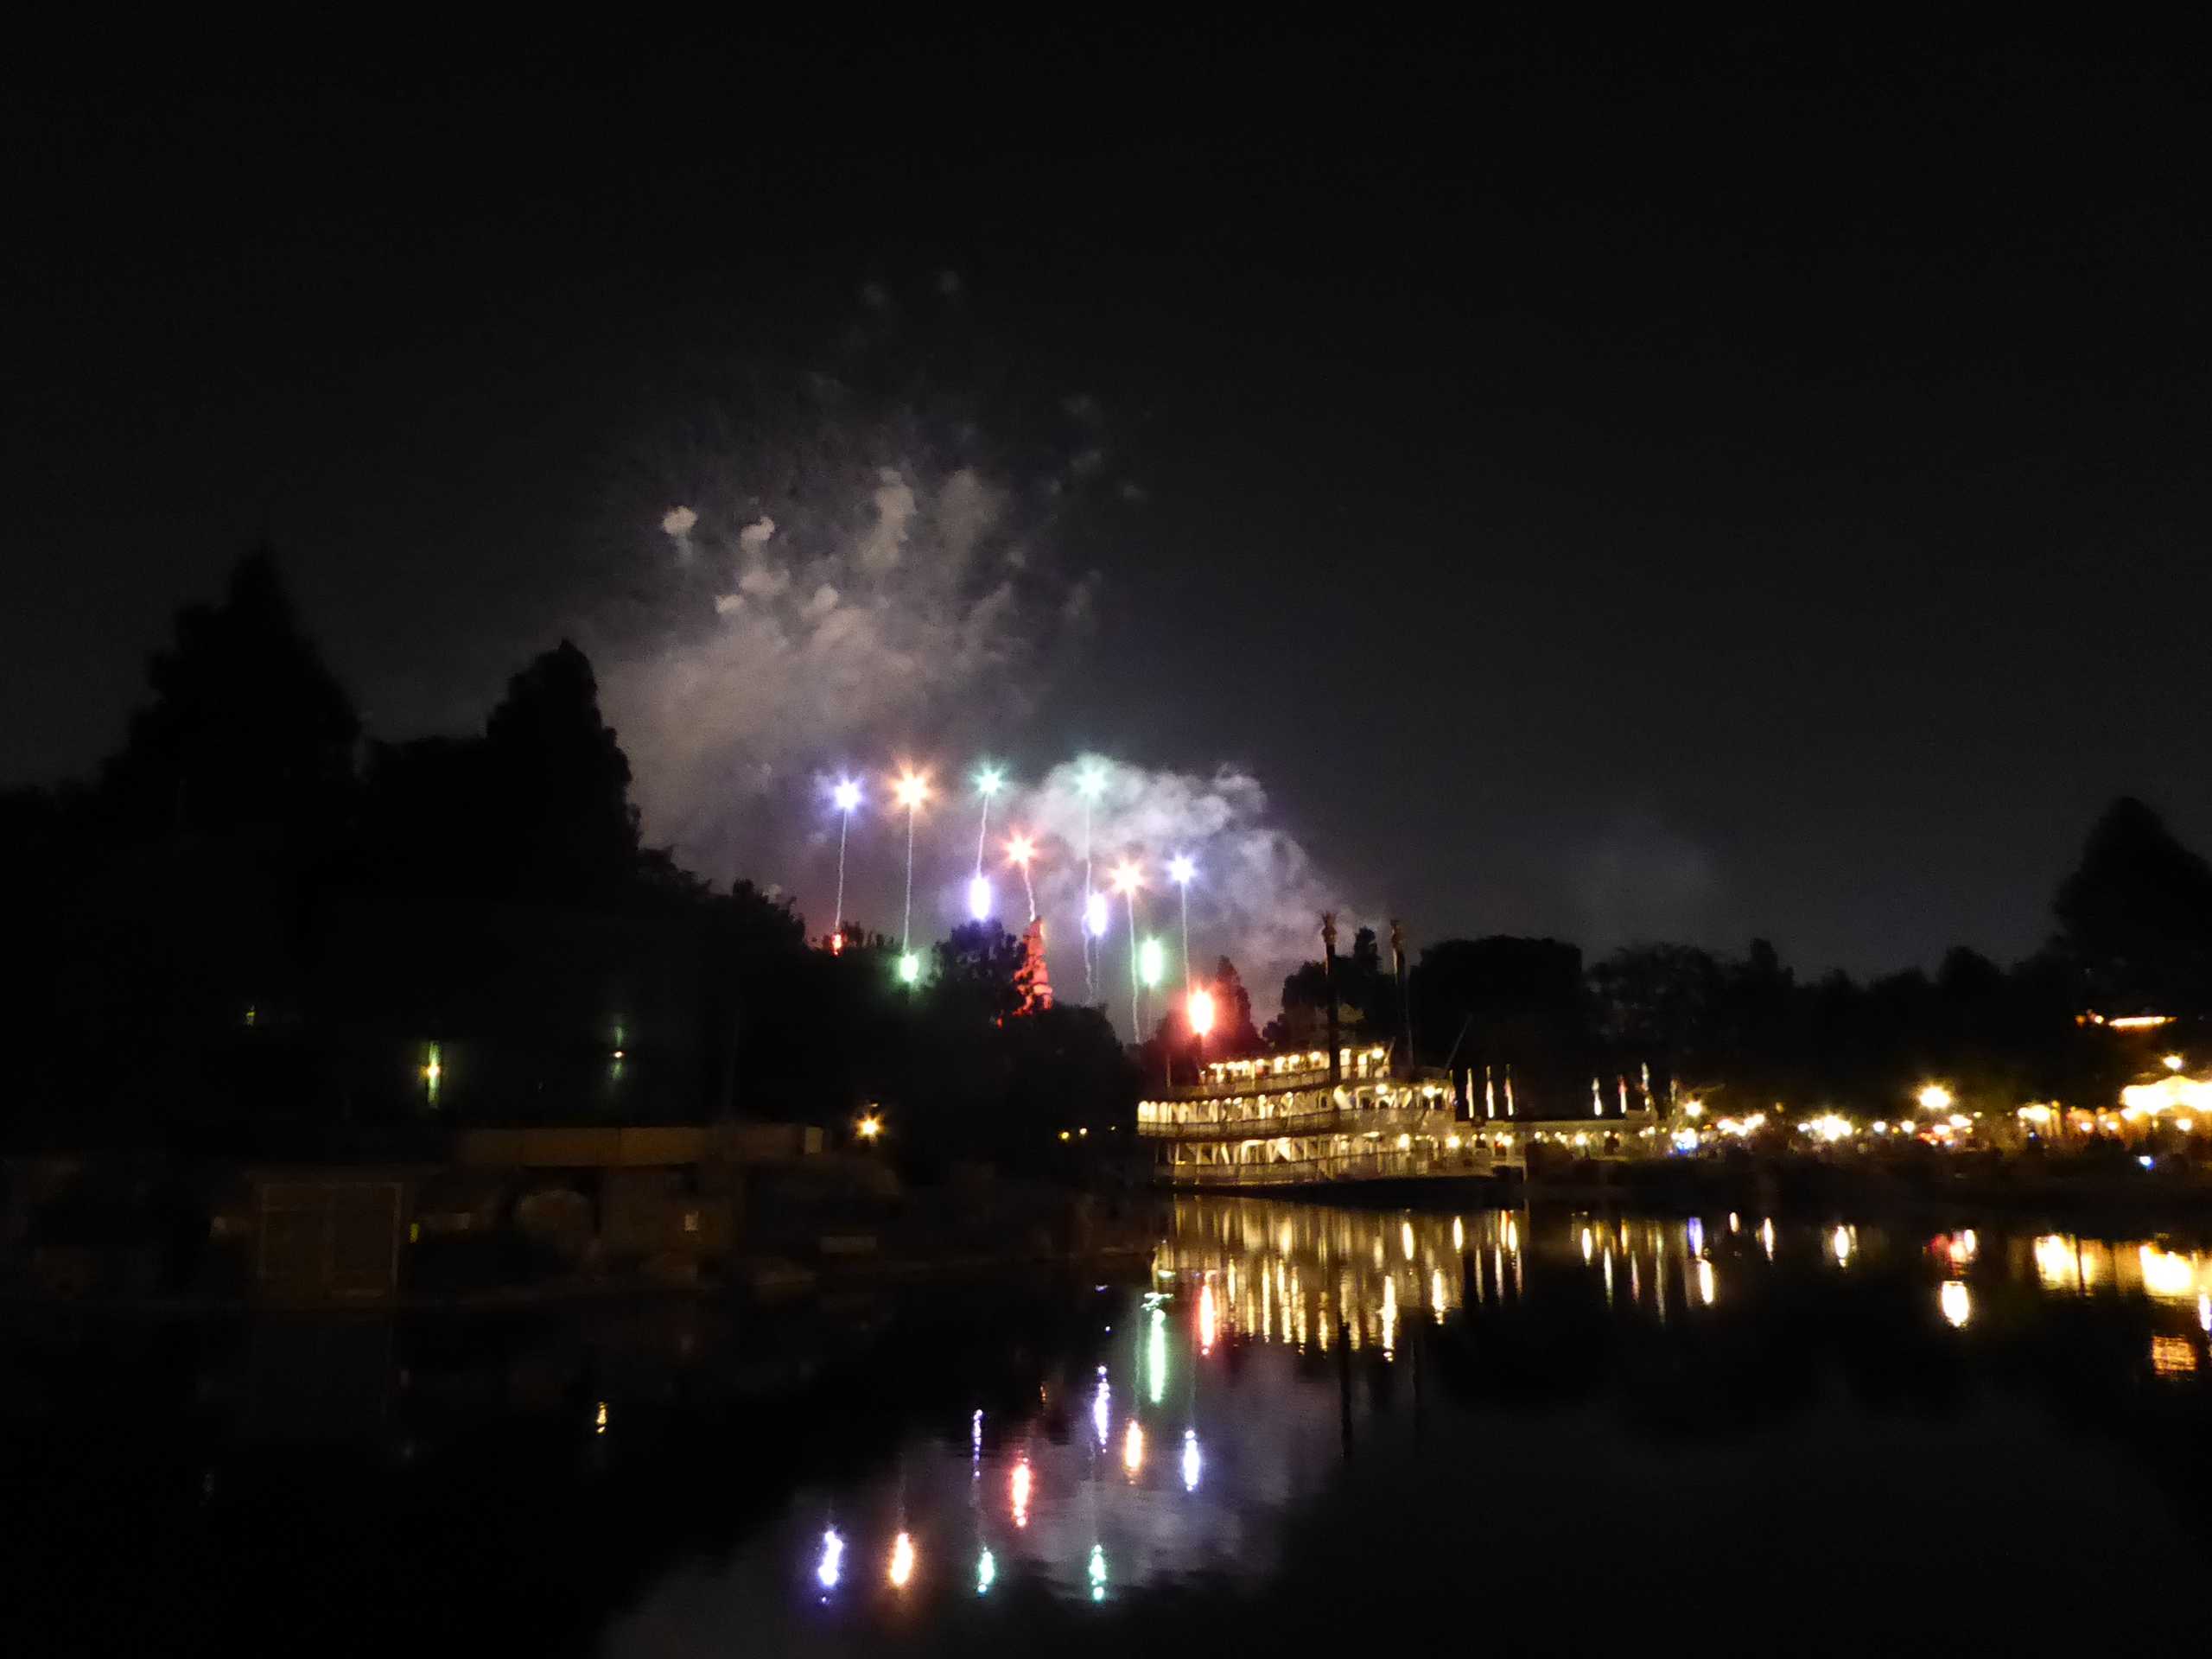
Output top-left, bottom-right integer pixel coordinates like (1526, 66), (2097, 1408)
(6, 22), (2208, 978)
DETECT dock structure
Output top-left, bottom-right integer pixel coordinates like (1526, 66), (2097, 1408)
(1136, 1043), (1523, 1187)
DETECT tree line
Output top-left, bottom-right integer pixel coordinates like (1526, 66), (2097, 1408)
(0, 552), (1132, 1164)
(1230, 799), (2212, 1118)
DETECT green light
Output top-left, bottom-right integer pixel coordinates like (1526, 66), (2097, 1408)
(1147, 1306), (1167, 1404)
(976, 1548), (995, 1595)
(975, 764), (1005, 798)
(1139, 937), (1166, 988)
(898, 952), (921, 985)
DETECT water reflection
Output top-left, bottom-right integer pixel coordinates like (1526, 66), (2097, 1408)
(22, 1194), (2212, 1656)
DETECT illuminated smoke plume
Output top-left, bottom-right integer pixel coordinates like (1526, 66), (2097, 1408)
(1011, 757), (1357, 1020)
(593, 286), (1354, 1012)
(597, 299), (1107, 884)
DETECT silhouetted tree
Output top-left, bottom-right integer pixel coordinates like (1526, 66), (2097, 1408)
(482, 639), (642, 895)
(2056, 796), (2212, 1014)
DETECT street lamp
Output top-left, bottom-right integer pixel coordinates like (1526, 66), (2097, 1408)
(1916, 1084), (1954, 1114)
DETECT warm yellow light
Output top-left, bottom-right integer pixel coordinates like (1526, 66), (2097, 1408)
(1696, 1259), (1715, 1306)
(2139, 1243), (2200, 1302)
(856, 1113), (883, 1141)
(2164, 1053), (2186, 1072)
(1832, 1225), (1853, 1265)
(1007, 834), (1036, 867)
(1682, 1100), (1704, 1117)
(888, 1530), (917, 1588)
(1011, 1458), (1032, 1528)
(1916, 1084), (1953, 1113)
(1122, 1419), (1145, 1477)
(1109, 859), (1142, 895)
(1939, 1281), (1971, 1328)
(1186, 988), (1216, 1037)
(2017, 1103), (2053, 1125)
(594, 1400), (608, 1434)
(893, 771), (930, 810)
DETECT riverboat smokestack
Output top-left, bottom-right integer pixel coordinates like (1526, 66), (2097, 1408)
(1321, 911), (1341, 1089)
(1390, 918), (1413, 1080)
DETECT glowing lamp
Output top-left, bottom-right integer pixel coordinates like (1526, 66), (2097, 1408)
(968, 874), (994, 921)
(894, 771), (930, 810)
(856, 1112), (883, 1141)
(1139, 937), (1166, 988)
(1187, 988), (1217, 1037)
(1084, 892), (1109, 938)
(888, 1531), (915, 1589)
(2165, 1053), (2186, 1073)
(898, 952), (921, 985)
(830, 930), (845, 955)
(1916, 1084), (1954, 1113)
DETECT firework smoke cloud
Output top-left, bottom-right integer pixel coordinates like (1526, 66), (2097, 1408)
(595, 281), (1356, 1012)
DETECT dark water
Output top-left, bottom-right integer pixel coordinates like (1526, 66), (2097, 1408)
(10, 1198), (2212, 1656)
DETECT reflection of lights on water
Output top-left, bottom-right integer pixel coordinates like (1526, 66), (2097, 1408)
(1122, 1420), (1145, 1477)
(1432, 1268), (1447, 1321)
(2035, 1234), (2094, 1292)
(2152, 1335), (2198, 1376)
(2140, 1243), (2199, 1302)
(1452, 1217), (1465, 1252)
(1580, 1227), (1592, 1263)
(1940, 1280), (1971, 1328)
(1089, 1543), (1108, 1602)
(2200, 1293), (2210, 1334)
(1761, 1217), (1776, 1259)
(976, 1548), (995, 1595)
(1688, 1217), (1705, 1256)
(1832, 1226), (1853, 1265)
(1147, 1308), (1168, 1404)
(1505, 1218), (1519, 1253)
(1728, 1212), (1740, 1234)
(1198, 1281), (1217, 1353)
(971, 1408), (983, 1462)
(1092, 1371), (1112, 1447)
(1401, 1221), (1415, 1262)
(594, 1401), (608, 1435)
(1011, 1459), (1032, 1529)
(817, 1529), (844, 1590)
(888, 1531), (916, 1589)
(1696, 1259), (1715, 1306)
(1182, 1428), (1202, 1491)
(1381, 1274), (1397, 1357)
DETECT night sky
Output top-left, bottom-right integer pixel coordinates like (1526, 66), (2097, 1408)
(7, 23), (2207, 982)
